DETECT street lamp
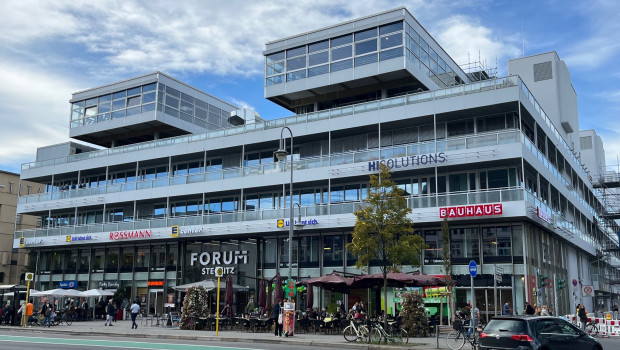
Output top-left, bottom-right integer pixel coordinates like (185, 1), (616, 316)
(275, 127), (295, 281)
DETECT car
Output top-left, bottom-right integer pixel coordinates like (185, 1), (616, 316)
(478, 315), (602, 350)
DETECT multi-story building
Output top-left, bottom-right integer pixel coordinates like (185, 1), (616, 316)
(13, 7), (620, 321)
(0, 170), (44, 289)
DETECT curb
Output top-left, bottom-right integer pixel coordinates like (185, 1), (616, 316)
(0, 325), (426, 350)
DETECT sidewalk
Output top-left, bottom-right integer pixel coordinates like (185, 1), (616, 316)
(0, 319), (450, 350)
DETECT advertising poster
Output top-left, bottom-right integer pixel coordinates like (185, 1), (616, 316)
(283, 302), (295, 336)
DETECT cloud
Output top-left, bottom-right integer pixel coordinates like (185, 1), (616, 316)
(0, 61), (73, 171)
(433, 15), (521, 75)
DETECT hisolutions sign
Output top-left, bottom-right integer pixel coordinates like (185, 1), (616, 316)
(439, 203), (503, 218)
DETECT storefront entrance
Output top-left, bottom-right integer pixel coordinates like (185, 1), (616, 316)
(475, 288), (512, 324)
(148, 289), (164, 316)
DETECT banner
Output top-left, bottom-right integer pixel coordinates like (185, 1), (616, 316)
(283, 302), (295, 336)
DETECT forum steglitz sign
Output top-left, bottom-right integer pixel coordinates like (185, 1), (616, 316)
(367, 153), (446, 171)
(190, 250), (248, 275)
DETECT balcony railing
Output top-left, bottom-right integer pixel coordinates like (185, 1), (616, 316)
(15, 187), (525, 239)
(21, 76), (521, 171)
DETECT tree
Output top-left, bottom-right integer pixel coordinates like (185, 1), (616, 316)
(179, 286), (209, 330)
(441, 218), (453, 325)
(400, 292), (429, 337)
(347, 163), (425, 329)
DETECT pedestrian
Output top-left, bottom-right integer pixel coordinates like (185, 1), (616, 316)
(469, 303), (480, 337)
(503, 301), (512, 315)
(524, 301), (535, 315)
(41, 301), (52, 327)
(578, 304), (587, 331)
(245, 298), (255, 316)
(273, 299), (283, 337)
(130, 300), (140, 329)
(541, 305), (550, 316)
(104, 300), (115, 326)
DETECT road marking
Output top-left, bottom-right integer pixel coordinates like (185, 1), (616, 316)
(0, 335), (260, 350)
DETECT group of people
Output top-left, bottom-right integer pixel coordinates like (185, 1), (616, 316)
(523, 301), (553, 316)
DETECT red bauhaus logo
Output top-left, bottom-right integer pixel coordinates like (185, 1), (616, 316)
(439, 203), (503, 218)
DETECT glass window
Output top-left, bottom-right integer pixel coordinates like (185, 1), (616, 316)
(151, 245), (165, 270)
(143, 83), (156, 92)
(112, 99), (125, 111)
(379, 21), (403, 35)
(266, 75), (284, 86)
(167, 245), (177, 270)
(424, 229), (442, 264)
(381, 33), (402, 49)
(447, 119), (474, 136)
(330, 186), (344, 203)
(165, 95), (179, 108)
(487, 169), (508, 188)
(287, 70), (306, 81)
(106, 248), (119, 273)
(135, 246), (149, 271)
(246, 195), (259, 211)
(266, 61), (285, 75)
(323, 235), (343, 266)
(332, 45), (352, 60)
(113, 90), (126, 99)
(128, 87), (141, 96)
(308, 40), (329, 53)
(356, 40), (377, 55)
(78, 249), (89, 273)
(127, 96), (141, 108)
(92, 248), (104, 272)
(299, 236), (319, 267)
(287, 56), (306, 71)
(266, 51), (285, 63)
(380, 47), (403, 61)
(308, 64), (329, 77)
(355, 53), (377, 66)
(449, 173), (468, 192)
(99, 94), (111, 103)
(166, 86), (180, 97)
(98, 102), (111, 113)
(121, 247), (134, 272)
(287, 46), (306, 58)
(331, 59), (352, 72)
(355, 28), (377, 41)
(331, 34), (352, 47)
(309, 51), (329, 66)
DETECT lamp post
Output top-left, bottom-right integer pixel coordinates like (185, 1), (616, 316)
(274, 127), (295, 281)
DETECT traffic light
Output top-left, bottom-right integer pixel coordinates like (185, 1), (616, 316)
(539, 274), (549, 287)
(556, 279), (566, 290)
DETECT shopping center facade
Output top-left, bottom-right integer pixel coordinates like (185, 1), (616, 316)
(13, 8), (620, 322)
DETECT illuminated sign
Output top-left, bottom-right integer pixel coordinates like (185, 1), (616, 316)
(98, 281), (120, 290)
(59, 280), (77, 289)
(277, 218), (318, 228)
(109, 230), (151, 240)
(439, 203), (503, 218)
(368, 153), (447, 171)
(536, 207), (552, 224)
(66, 235), (93, 242)
(24, 238), (43, 246)
(171, 225), (202, 237)
(190, 250), (248, 276)
(277, 219), (284, 228)
(147, 280), (164, 287)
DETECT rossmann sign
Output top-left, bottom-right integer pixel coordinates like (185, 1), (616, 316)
(439, 203), (503, 218)
(109, 230), (152, 240)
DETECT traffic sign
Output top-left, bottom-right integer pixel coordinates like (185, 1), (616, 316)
(582, 285), (594, 297)
(469, 260), (478, 277)
(215, 266), (224, 277)
(25, 272), (34, 281)
(495, 266), (503, 283)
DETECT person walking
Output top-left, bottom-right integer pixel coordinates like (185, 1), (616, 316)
(469, 303), (480, 337)
(503, 301), (512, 315)
(273, 299), (283, 337)
(130, 300), (140, 329)
(104, 300), (115, 326)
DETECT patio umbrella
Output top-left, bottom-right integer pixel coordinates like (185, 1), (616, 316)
(350, 272), (447, 289)
(306, 285), (313, 309)
(258, 280), (266, 315)
(274, 274), (283, 302)
(30, 288), (83, 297)
(297, 272), (353, 293)
(80, 289), (115, 297)
(224, 275), (234, 316)
(173, 279), (249, 292)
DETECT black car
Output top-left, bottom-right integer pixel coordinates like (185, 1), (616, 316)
(479, 315), (602, 350)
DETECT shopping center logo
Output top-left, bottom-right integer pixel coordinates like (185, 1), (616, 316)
(189, 250), (248, 276)
(66, 235), (94, 242)
(171, 225), (203, 237)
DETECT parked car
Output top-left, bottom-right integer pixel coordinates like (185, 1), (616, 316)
(479, 315), (602, 350)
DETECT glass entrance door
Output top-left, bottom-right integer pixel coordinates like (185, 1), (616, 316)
(475, 288), (512, 324)
(148, 289), (164, 316)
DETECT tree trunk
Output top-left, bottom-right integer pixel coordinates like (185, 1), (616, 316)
(383, 273), (389, 336)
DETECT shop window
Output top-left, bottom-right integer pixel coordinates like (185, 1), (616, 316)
(264, 238), (277, 269)
(77, 250), (89, 274)
(482, 226), (512, 263)
(121, 247), (134, 273)
(92, 248), (104, 273)
(135, 246), (150, 272)
(66, 251), (77, 273)
(151, 245), (165, 271)
(167, 245), (177, 271)
(423, 229), (442, 264)
(323, 235), (344, 266)
(106, 248), (119, 273)
(299, 236), (319, 267)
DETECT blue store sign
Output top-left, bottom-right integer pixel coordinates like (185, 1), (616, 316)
(59, 280), (78, 289)
(468, 260), (478, 278)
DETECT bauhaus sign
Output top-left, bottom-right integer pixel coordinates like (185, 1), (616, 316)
(439, 203), (503, 218)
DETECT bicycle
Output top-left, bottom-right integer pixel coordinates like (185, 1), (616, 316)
(342, 319), (370, 343)
(585, 320), (599, 337)
(446, 319), (480, 350)
(368, 320), (408, 345)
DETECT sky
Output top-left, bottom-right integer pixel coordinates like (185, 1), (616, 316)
(1, 0), (619, 174)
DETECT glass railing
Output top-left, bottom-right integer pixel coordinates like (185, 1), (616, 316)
(21, 76), (521, 171)
(18, 130), (522, 206)
(14, 187), (525, 239)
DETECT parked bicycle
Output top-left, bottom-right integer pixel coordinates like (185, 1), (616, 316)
(446, 319), (481, 350)
(368, 320), (408, 345)
(343, 319), (370, 343)
(585, 320), (599, 337)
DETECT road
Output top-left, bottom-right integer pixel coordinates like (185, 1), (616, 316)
(0, 331), (335, 350)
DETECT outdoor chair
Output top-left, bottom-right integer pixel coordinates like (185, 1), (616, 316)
(237, 318), (251, 332)
(296, 318), (309, 333)
(311, 319), (325, 334)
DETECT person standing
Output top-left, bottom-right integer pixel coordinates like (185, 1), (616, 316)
(245, 298), (255, 316)
(130, 300), (140, 329)
(273, 299), (283, 337)
(104, 300), (115, 326)
(578, 304), (587, 331)
(469, 303), (480, 337)
(524, 301), (535, 315)
(41, 301), (52, 327)
(503, 301), (512, 315)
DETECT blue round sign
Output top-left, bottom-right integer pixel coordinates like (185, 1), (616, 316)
(469, 260), (478, 277)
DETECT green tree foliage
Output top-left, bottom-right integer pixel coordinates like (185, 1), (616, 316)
(179, 286), (209, 330)
(347, 164), (425, 326)
(112, 286), (127, 308)
(400, 292), (429, 337)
